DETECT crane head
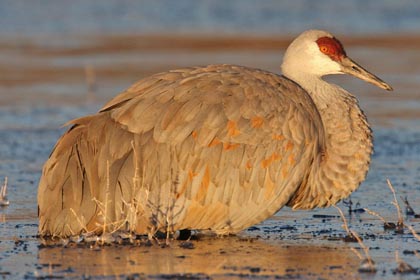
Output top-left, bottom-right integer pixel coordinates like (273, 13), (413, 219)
(281, 30), (393, 91)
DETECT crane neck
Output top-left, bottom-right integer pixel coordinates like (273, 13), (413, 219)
(282, 72), (332, 104)
(283, 73), (373, 209)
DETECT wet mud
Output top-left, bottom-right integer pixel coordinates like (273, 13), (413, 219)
(0, 34), (420, 279)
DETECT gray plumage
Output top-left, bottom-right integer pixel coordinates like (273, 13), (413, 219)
(38, 30), (392, 237)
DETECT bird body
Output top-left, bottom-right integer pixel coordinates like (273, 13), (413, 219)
(38, 30), (392, 238)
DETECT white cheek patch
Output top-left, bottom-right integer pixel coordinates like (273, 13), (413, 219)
(307, 43), (342, 75)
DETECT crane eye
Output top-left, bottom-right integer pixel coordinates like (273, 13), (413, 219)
(319, 45), (329, 54)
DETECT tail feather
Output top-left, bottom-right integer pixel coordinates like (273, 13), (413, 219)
(38, 113), (134, 237)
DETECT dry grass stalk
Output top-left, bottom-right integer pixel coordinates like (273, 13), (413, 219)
(350, 229), (376, 273)
(364, 208), (387, 223)
(128, 140), (141, 233)
(1, 177), (7, 196)
(87, 160), (130, 244)
(164, 159), (183, 246)
(350, 230), (371, 259)
(131, 140), (158, 241)
(333, 205), (352, 237)
(104, 160), (110, 237)
(406, 225), (420, 242)
(69, 208), (90, 234)
(166, 216), (172, 245)
(0, 177), (9, 206)
(364, 208), (394, 227)
(386, 179), (404, 226)
(133, 142), (152, 226)
(395, 250), (401, 264)
(90, 170), (112, 242)
(131, 140), (140, 187)
(350, 247), (363, 260)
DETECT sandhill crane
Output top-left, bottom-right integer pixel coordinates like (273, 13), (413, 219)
(38, 30), (392, 238)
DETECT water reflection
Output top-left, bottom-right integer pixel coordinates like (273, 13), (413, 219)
(37, 236), (358, 278)
(0, 212), (5, 223)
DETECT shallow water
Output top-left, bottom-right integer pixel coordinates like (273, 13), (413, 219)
(1, 0), (420, 35)
(0, 33), (420, 279)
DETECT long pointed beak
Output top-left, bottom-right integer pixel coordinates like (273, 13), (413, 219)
(340, 56), (393, 91)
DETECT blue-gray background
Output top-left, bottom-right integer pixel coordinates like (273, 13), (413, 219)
(1, 0), (419, 35)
